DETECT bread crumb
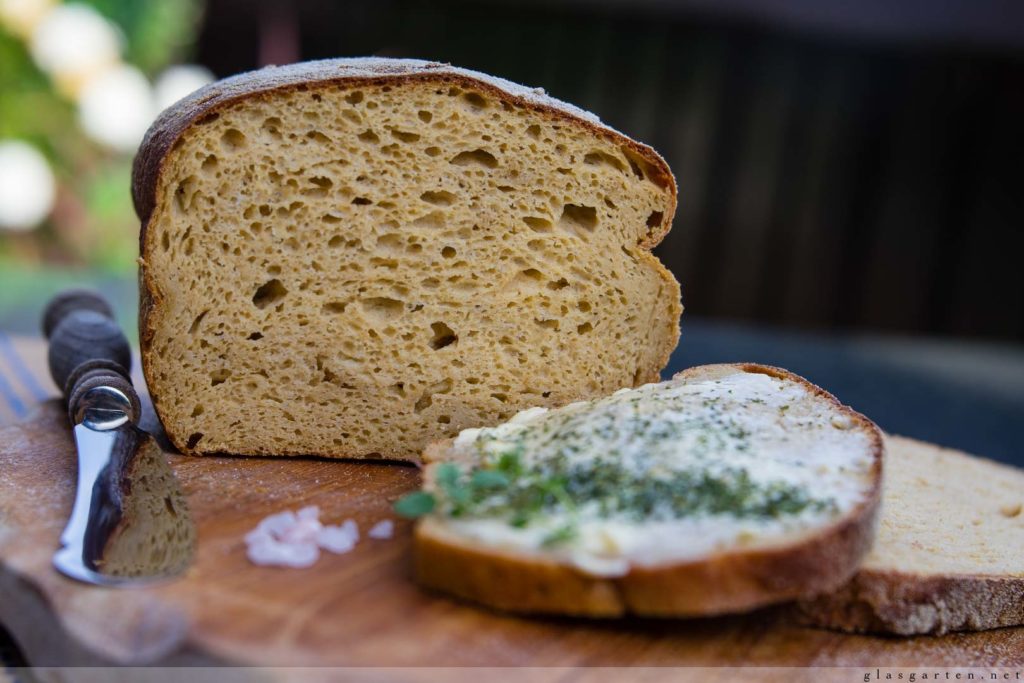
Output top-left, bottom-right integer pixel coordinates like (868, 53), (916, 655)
(999, 503), (1022, 518)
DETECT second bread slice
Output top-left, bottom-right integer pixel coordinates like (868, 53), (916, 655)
(800, 435), (1024, 635)
(410, 363), (884, 617)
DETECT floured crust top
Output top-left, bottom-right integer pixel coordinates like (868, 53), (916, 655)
(132, 58), (676, 247)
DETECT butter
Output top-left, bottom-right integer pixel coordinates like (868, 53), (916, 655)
(436, 372), (876, 576)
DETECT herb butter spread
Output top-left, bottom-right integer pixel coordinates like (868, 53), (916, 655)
(410, 371), (876, 577)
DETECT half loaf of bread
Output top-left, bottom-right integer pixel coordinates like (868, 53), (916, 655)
(800, 435), (1024, 635)
(411, 363), (884, 617)
(133, 58), (680, 459)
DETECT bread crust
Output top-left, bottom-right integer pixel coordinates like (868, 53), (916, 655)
(798, 571), (1024, 636)
(414, 363), (885, 617)
(132, 58), (680, 457)
(799, 435), (1024, 635)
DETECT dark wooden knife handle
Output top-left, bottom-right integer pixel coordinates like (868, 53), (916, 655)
(41, 288), (116, 340)
(43, 290), (136, 413)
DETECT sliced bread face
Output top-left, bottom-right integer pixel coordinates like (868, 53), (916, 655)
(800, 435), (1024, 635)
(134, 59), (680, 459)
(413, 364), (884, 617)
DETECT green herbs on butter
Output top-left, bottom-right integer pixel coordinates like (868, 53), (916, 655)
(393, 452), (836, 537)
(394, 491), (435, 517)
(393, 384), (839, 545)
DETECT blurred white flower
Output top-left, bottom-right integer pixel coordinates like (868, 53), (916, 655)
(154, 64), (215, 112)
(29, 3), (122, 98)
(78, 64), (155, 154)
(0, 0), (55, 38)
(0, 140), (56, 232)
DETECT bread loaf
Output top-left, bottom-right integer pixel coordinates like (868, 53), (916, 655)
(800, 435), (1024, 635)
(408, 364), (884, 617)
(133, 58), (680, 459)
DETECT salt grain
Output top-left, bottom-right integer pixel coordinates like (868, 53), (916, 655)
(251, 510), (297, 537)
(340, 518), (359, 542)
(317, 524), (358, 554)
(368, 520), (394, 539)
(246, 536), (320, 568)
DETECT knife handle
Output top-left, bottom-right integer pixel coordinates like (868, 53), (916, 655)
(41, 288), (116, 340)
(42, 290), (140, 424)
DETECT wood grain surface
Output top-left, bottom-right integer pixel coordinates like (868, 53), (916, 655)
(0, 337), (1022, 668)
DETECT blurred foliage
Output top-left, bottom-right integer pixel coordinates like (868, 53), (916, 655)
(0, 0), (204, 274)
(0, 25), (76, 153)
(89, 0), (204, 74)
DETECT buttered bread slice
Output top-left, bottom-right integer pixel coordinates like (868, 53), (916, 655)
(406, 364), (884, 617)
(133, 58), (680, 459)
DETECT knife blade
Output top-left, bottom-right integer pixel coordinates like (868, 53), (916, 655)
(43, 289), (195, 586)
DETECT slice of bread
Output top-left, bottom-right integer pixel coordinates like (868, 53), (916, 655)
(409, 363), (884, 617)
(133, 58), (680, 460)
(799, 435), (1024, 635)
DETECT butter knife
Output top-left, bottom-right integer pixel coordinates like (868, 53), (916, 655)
(43, 289), (195, 586)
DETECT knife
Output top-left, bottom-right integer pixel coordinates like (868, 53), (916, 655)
(43, 289), (195, 586)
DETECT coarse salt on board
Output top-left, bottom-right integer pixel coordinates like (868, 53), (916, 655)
(368, 520), (394, 539)
(246, 506), (360, 568)
(317, 519), (359, 554)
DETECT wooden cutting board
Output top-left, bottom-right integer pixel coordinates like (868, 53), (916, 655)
(0, 336), (1022, 668)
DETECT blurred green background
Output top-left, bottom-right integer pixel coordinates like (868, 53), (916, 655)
(0, 0), (205, 335)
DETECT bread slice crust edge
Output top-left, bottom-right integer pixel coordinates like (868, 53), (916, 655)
(413, 362), (885, 617)
(798, 568), (1024, 636)
(799, 435), (1024, 635)
(132, 58), (680, 458)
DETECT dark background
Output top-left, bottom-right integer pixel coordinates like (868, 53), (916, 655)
(2, 0), (1020, 464)
(198, 0), (1024, 463)
(198, 0), (1024, 341)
